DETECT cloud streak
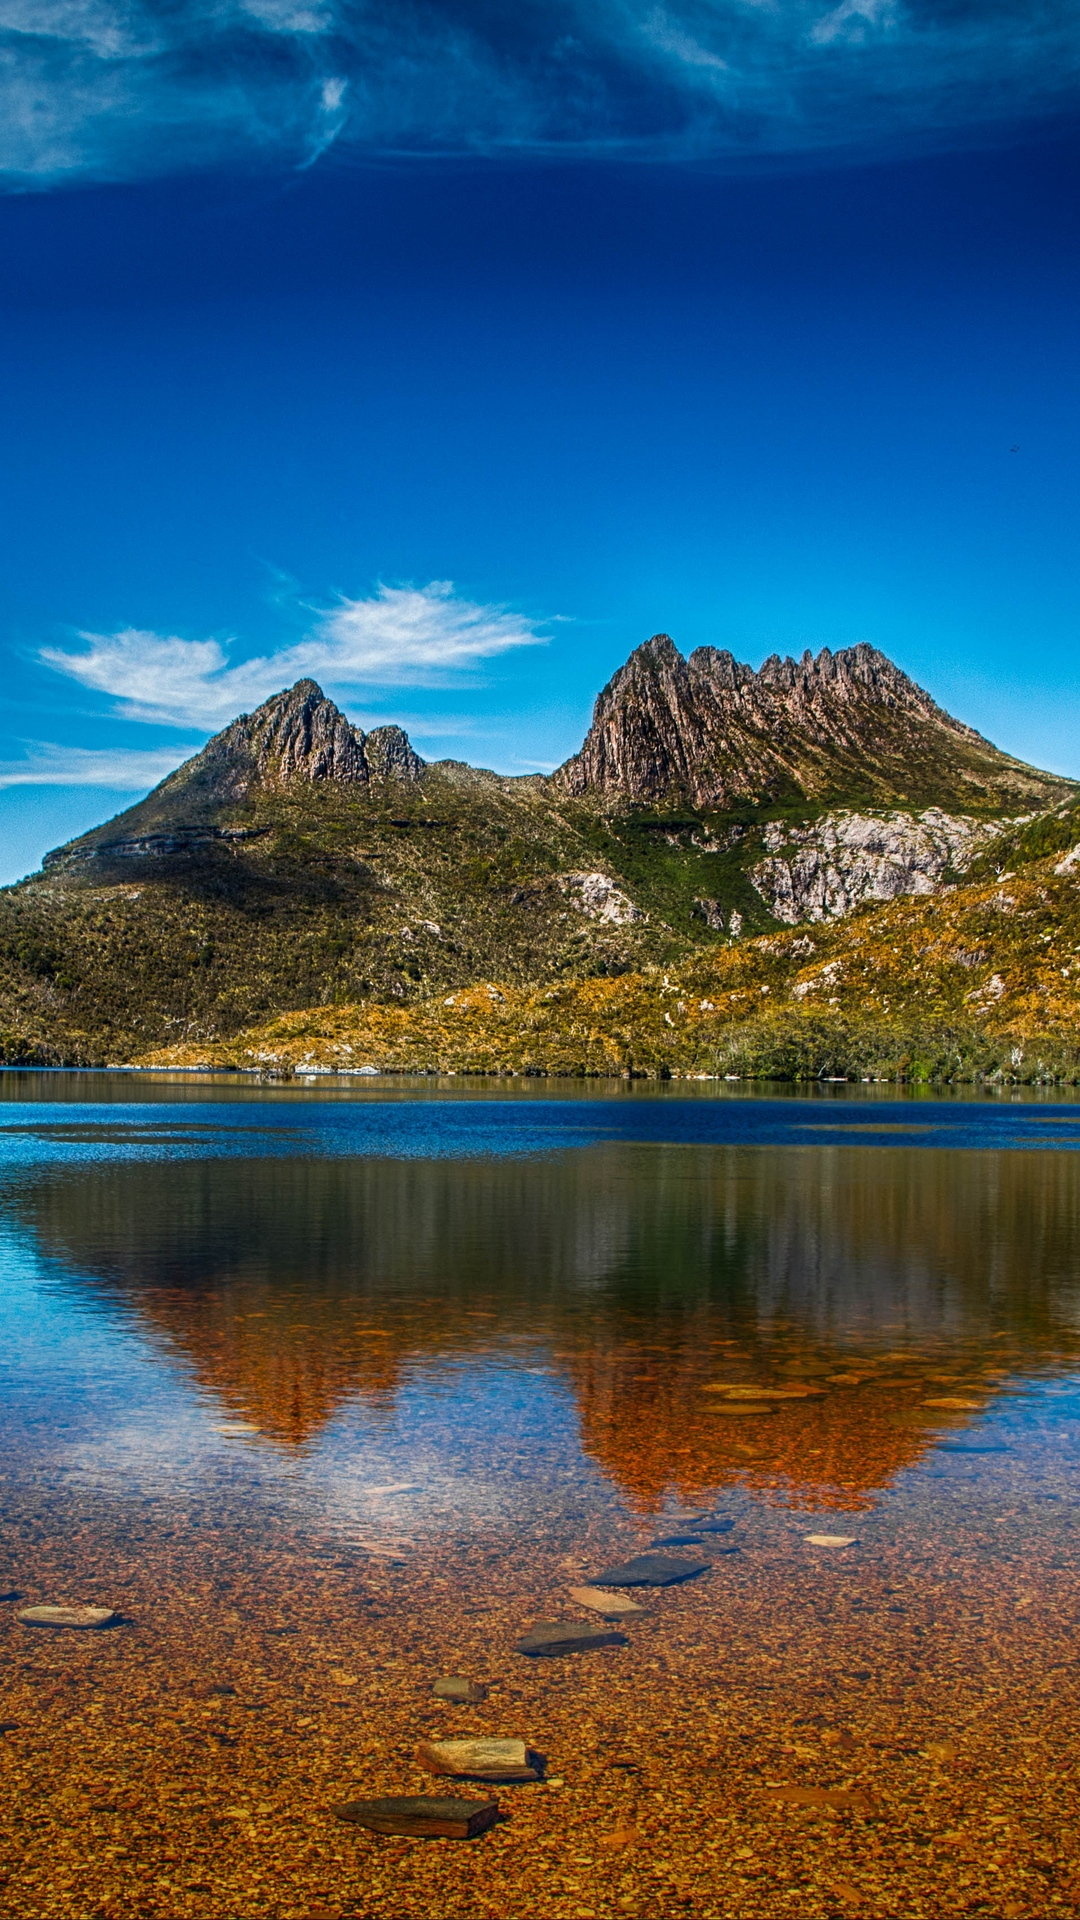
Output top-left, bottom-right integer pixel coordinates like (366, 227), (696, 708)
(41, 581), (549, 729)
(0, 742), (197, 789)
(1, 0), (1077, 187)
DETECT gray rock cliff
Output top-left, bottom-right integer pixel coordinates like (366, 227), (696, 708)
(749, 808), (1007, 924)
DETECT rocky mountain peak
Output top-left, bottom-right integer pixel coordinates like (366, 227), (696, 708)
(41, 682), (428, 875)
(160, 680), (425, 805)
(556, 635), (1056, 811)
(232, 679), (370, 786)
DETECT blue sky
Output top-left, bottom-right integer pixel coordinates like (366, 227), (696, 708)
(1, 2), (1079, 883)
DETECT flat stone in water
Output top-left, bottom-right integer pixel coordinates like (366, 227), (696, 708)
(433, 1676), (488, 1704)
(648, 1533), (704, 1548)
(694, 1518), (735, 1534)
(568, 1586), (646, 1618)
(417, 1737), (542, 1782)
(334, 1794), (499, 1839)
(700, 1383), (826, 1400)
(804, 1534), (858, 1549)
(514, 1620), (628, 1657)
(16, 1605), (118, 1630)
(701, 1403), (776, 1418)
(764, 1785), (875, 1814)
(591, 1553), (710, 1588)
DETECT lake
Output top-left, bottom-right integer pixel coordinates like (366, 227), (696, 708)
(1, 1072), (1078, 1918)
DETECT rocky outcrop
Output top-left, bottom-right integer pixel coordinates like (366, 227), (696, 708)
(176, 681), (424, 803)
(749, 808), (1004, 924)
(556, 872), (644, 925)
(556, 635), (1068, 811)
(364, 724), (425, 783)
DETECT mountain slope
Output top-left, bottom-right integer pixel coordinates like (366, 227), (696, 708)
(143, 804), (1080, 1082)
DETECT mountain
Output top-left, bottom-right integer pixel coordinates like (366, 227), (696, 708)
(557, 633), (1062, 810)
(0, 637), (1073, 1069)
(43, 679), (424, 873)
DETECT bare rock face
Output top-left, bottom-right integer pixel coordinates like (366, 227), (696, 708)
(556, 635), (1064, 810)
(364, 723), (426, 783)
(190, 681), (424, 801)
(237, 677), (368, 785)
(750, 808), (1006, 924)
(556, 872), (644, 925)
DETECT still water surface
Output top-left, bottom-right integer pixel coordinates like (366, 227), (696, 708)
(1, 1075), (1079, 1918)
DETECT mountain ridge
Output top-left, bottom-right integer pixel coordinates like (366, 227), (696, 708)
(1, 632), (1074, 1069)
(556, 633), (1058, 810)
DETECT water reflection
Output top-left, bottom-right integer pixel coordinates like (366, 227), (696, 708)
(11, 1141), (1080, 1509)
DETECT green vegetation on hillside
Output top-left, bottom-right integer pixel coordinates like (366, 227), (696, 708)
(140, 825), (1080, 1083)
(0, 775), (788, 1064)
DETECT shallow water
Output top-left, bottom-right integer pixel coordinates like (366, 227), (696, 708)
(1, 1074), (1079, 1918)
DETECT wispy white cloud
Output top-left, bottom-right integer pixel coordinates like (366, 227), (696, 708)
(643, 10), (730, 77)
(41, 581), (549, 730)
(0, 0), (1077, 187)
(809, 0), (897, 49)
(0, 742), (197, 789)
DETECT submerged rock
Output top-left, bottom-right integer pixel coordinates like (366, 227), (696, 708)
(433, 1677), (488, 1704)
(591, 1554), (710, 1588)
(701, 1402), (776, 1417)
(334, 1794), (499, 1838)
(417, 1738), (542, 1783)
(764, 1785), (875, 1814)
(514, 1620), (628, 1657)
(16, 1605), (118, 1630)
(568, 1586), (646, 1619)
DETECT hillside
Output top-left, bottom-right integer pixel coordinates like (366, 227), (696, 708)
(0, 639), (1073, 1068)
(141, 800), (1080, 1082)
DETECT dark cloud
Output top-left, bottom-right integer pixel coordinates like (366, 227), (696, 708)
(1, 0), (1078, 186)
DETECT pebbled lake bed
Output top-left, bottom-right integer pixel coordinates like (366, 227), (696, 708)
(1, 1072), (1079, 1918)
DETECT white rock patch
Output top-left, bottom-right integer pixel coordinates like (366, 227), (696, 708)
(556, 871), (644, 925)
(751, 808), (1004, 925)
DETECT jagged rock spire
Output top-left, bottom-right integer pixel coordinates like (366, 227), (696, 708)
(159, 680), (425, 804)
(554, 634), (1043, 809)
(234, 679), (370, 784)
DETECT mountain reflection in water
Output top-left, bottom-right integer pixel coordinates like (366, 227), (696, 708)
(14, 1140), (1080, 1512)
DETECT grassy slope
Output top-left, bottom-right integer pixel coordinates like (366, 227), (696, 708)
(0, 772), (793, 1064)
(141, 820), (1080, 1082)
